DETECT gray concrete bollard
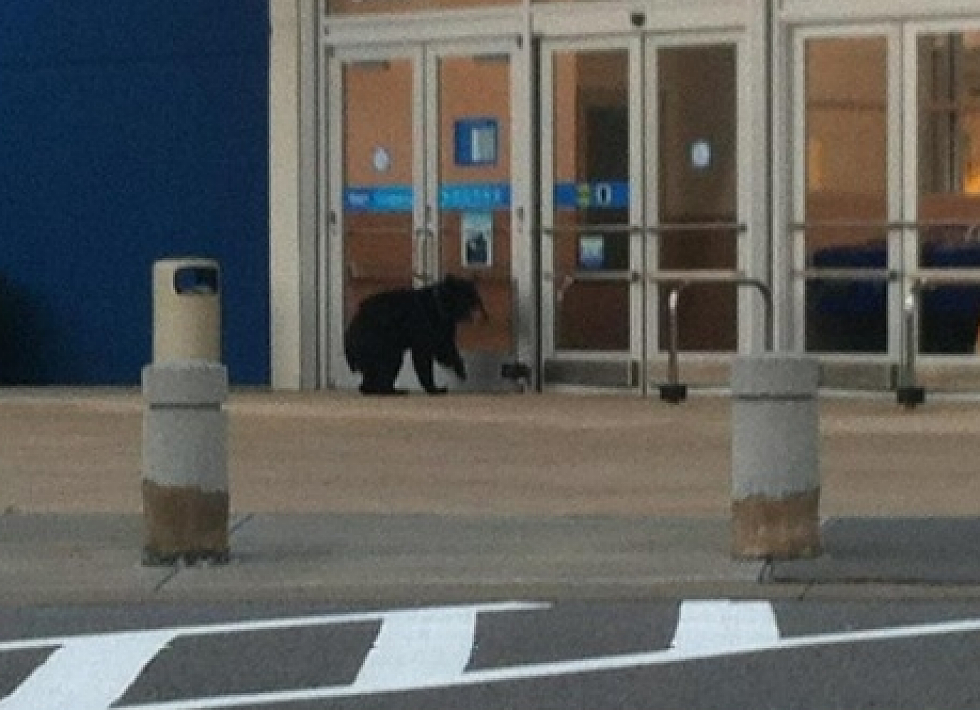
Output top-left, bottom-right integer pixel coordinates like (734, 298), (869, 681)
(731, 354), (821, 560)
(142, 359), (229, 565)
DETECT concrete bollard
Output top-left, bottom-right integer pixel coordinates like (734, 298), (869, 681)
(731, 354), (821, 560)
(142, 359), (229, 565)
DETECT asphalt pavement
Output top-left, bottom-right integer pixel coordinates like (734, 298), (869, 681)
(2, 387), (980, 605)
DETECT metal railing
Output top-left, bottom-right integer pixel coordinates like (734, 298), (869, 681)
(792, 221), (980, 407)
(543, 223), (771, 398)
(654, 274), (773, 403)
(895, 271), (980, 407)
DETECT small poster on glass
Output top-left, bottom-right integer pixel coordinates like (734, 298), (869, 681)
(578, 234), (605, 270)
(462, 211), (493, 268)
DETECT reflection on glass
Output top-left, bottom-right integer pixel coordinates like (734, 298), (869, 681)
(803, 37), (888, 353)
(437, 54), (512, 354)
(918, 32), (980, 355)
(552, 50), (630, 351)
(342, 60), (415, 325)
(657, 44), (737, 352)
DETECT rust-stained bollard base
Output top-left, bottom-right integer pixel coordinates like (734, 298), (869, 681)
(142, 480), (230, 565)
(731, 488), (822, 560)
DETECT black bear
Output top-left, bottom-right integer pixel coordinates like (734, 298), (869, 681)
(344, 275), (488, 395)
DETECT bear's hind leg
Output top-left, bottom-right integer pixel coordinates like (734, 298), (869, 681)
(360, 350), (405, 395)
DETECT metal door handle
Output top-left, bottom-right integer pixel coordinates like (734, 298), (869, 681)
(414, 227), (434, 284)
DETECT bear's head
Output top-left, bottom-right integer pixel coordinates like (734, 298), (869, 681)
(439, 274), (489, 323)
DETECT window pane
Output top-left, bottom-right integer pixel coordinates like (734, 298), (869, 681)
(918, 32), (980, 355)
(804, 37), (888, 354)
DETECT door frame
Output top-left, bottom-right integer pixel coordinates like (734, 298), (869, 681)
(537, 23), (766, 392)
(781, 23), (904, 364)
(643, 30), (760, 362)
(775, 3), (980, 389)
(323, 20), (531, 391)
(538, 34), (645, 389)
(902, 18), (980, 380)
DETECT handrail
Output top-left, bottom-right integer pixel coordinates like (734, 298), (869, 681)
(653, 274), (773, 404)
(645, 222), (747, 234)
(894, 272), (980, 408)
(541, 221), (980, 400)
(540, 223), (746, 236)
(897, 292), (924, 409)
(911, 268), (980, 284)
(549, 268), (771, 399)
(543, 222), (756, 397)
(794, 253), (980, 407)
(789, 220), (979, 231)
(792, 268), (898, 281)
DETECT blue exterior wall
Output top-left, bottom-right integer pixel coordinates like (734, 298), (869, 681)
(0, 1), (270, 384)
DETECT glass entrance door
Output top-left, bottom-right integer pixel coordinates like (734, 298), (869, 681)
(794, 34), (893, 357)
(541, 41), (639, 388)
(328, 41), (518, 391)
(915, 29), (980, 363)
(788, 23), (980, 392)
(654, 43), (740, 354)
(335, 51), (418, 320)
(540, 37), (743, 390)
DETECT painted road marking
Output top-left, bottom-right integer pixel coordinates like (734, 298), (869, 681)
(0, 602), (541, 710)
(353, 606), (477, 692)
(671, 600), (779, 654)
(0, 631), (173, 710)
(3, 601), (980, 710)
(0, 602), (544, 655)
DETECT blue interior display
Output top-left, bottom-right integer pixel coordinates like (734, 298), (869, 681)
(809, 242), (980, 353)
(454, 118), (498, 167)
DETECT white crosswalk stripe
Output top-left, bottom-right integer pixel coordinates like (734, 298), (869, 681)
(0, 631), (173, 710)
(353, 606), (478, 692)
(671, 600), (779, 654)
(3, 600), (980, 710)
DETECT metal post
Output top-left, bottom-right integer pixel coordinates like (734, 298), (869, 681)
(896, 285), (925, 408)
(500, 276), (533, 392)
(660, 285), (688, 403)
(657, 277), (773, 403)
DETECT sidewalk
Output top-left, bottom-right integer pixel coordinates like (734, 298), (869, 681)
(2, 389), (980, 604)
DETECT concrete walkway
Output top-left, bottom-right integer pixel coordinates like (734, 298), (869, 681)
(1, 389), (979, 604)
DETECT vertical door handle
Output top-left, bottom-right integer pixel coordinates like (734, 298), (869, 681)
(413, 227), (434, 283)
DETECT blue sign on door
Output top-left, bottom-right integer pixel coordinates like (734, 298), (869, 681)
(454, 118), (498, 166)
(554, 181), (629, 210)
(344, 183), (511, 212)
